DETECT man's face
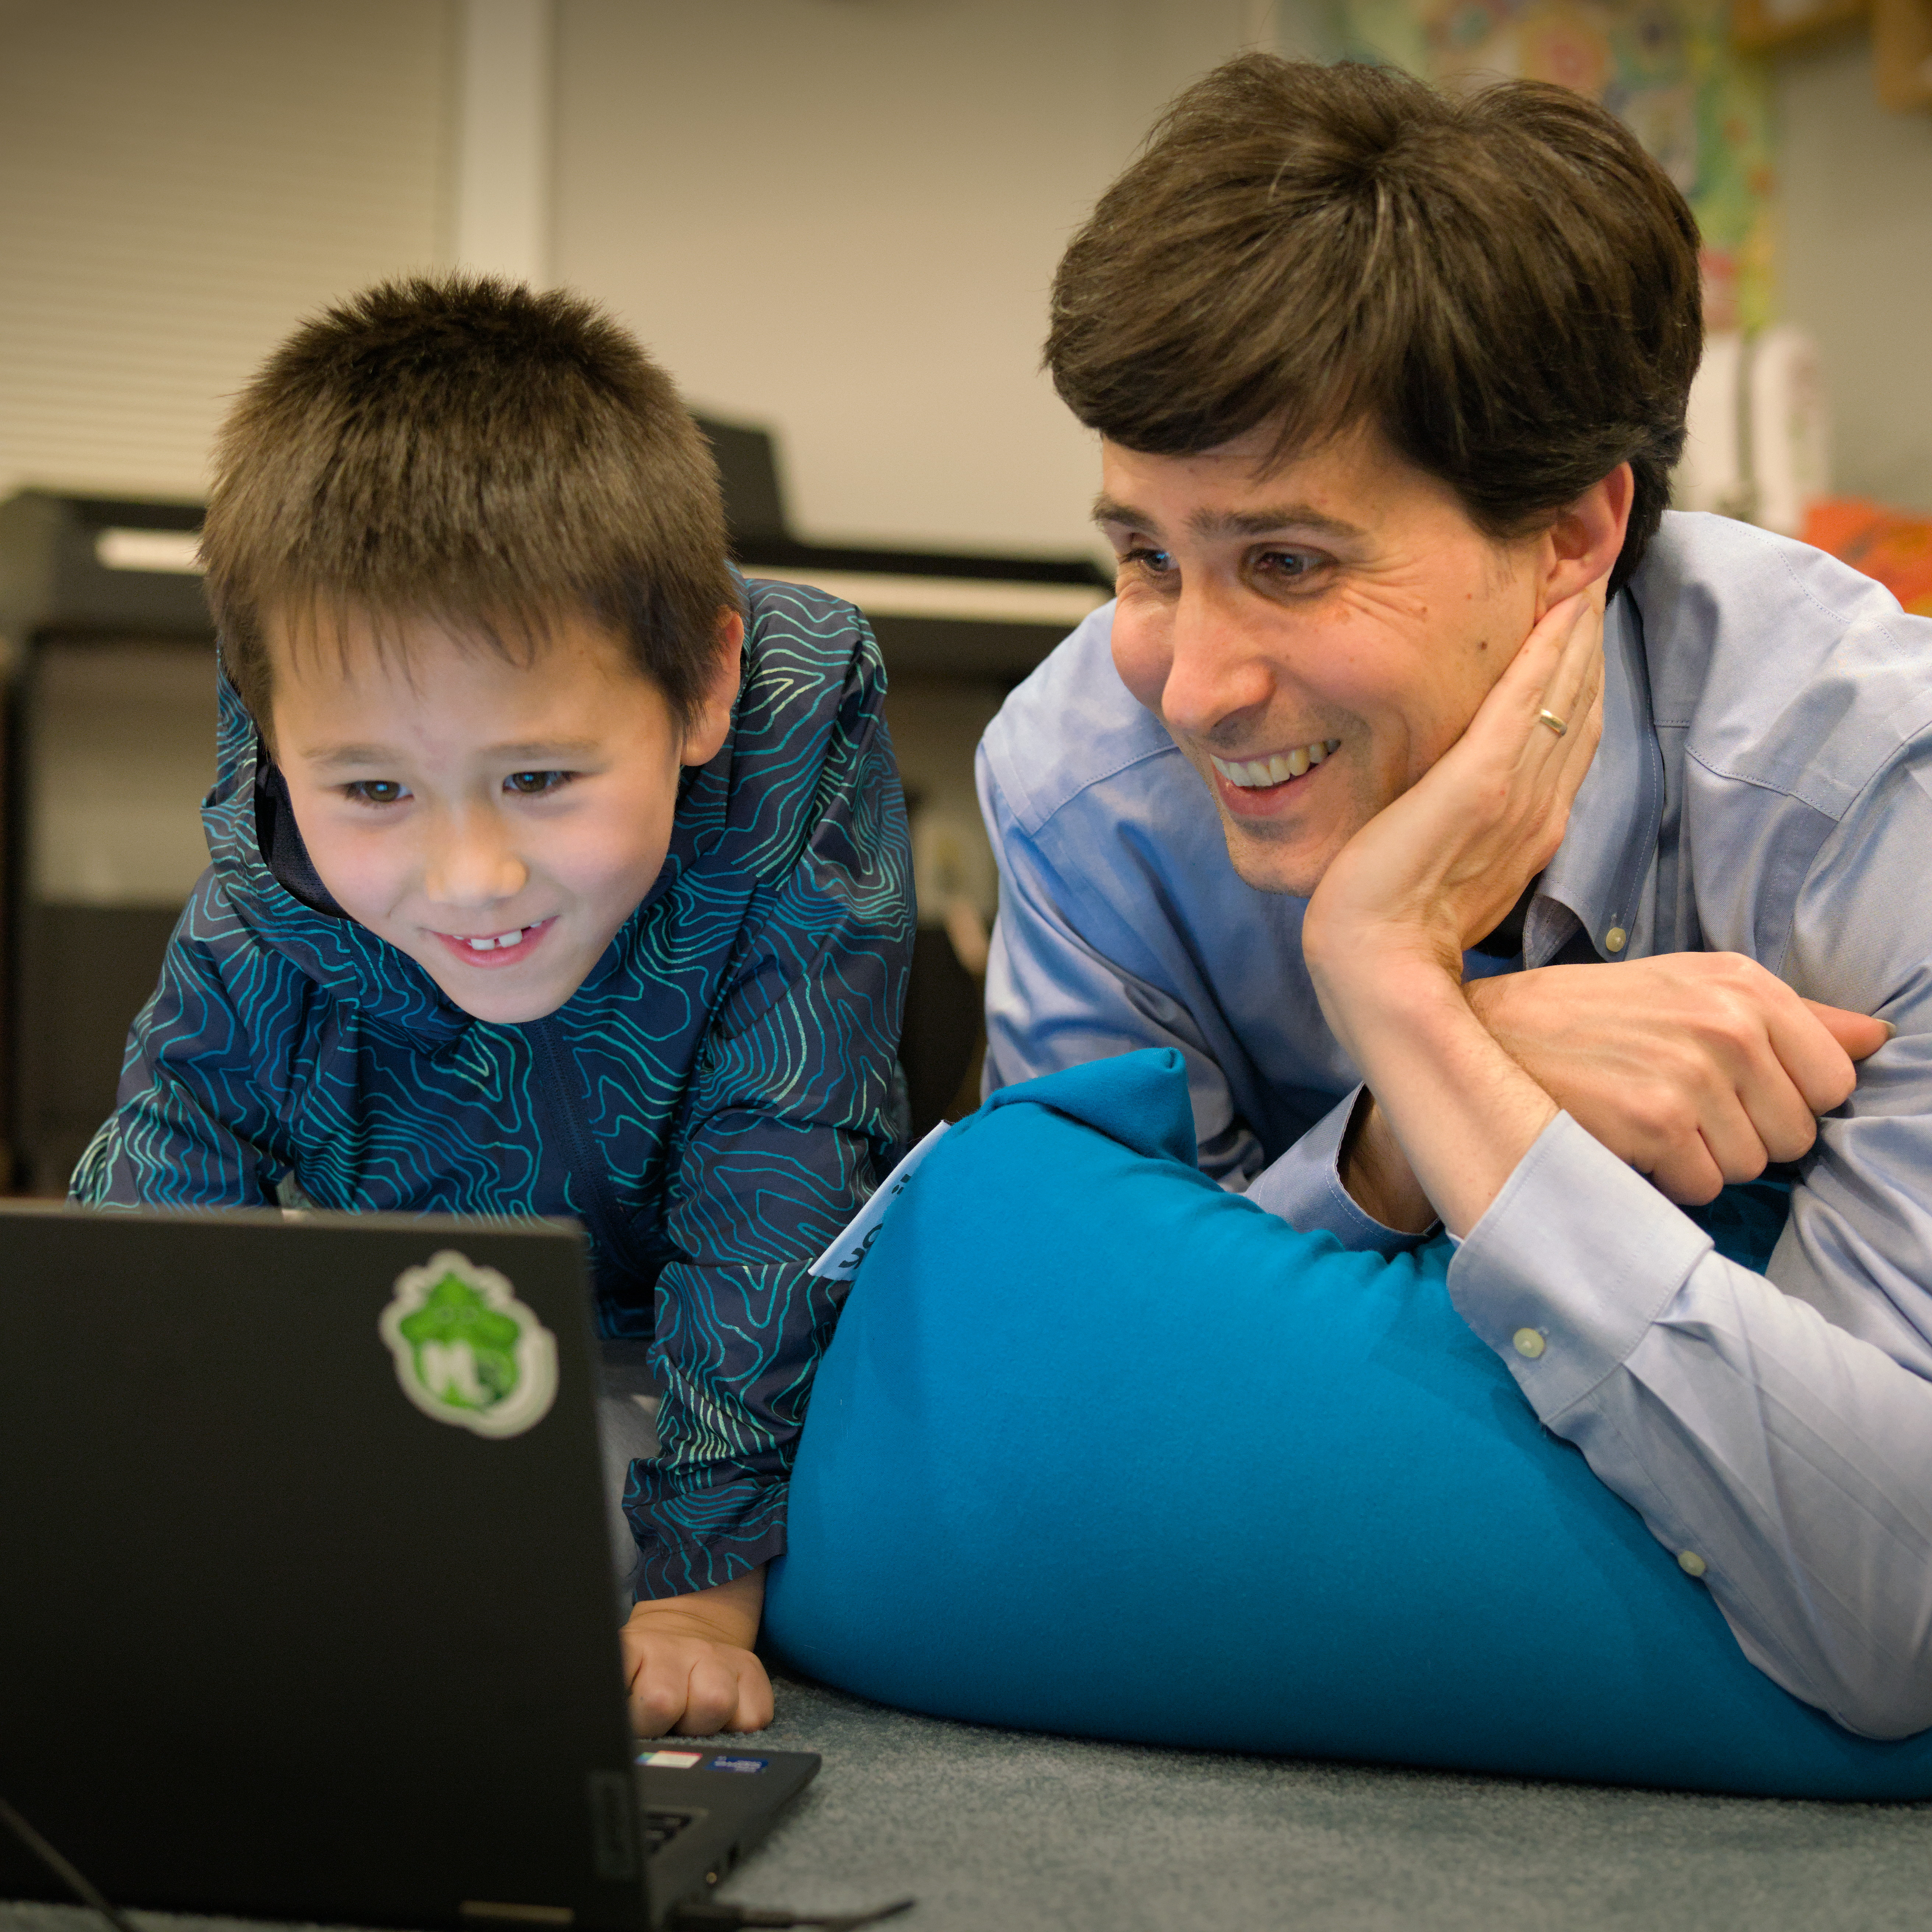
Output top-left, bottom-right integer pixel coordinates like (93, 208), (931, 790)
(268, 606), (738, 1024)
(1099, 423), (1548, 898)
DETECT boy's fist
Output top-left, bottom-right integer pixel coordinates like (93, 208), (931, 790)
(620, 1566), (773, 1737)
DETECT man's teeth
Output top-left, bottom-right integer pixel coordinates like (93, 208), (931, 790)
(1210, 741), (1342, 788)
(463, 927), (529, 951)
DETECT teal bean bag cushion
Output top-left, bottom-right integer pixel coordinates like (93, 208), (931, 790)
(764, 1049), (1932, 1797)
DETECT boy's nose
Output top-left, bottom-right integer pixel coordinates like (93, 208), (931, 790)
(422, 813), (529, 909)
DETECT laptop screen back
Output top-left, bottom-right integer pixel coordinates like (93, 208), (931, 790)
(0, 1205), (650, 1931)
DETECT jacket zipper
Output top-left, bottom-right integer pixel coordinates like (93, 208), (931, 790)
(529, 1017), (649, 1287)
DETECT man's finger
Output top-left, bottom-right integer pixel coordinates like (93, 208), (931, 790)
(1803, 998), (1893, 1064)
(1757, 995), (1862, 1118)
(1648, 1136), (1725, 1206)
(1691, 1095), (1773, 1192)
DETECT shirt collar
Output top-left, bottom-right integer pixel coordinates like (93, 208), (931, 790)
(1524, 589), (1666, 968)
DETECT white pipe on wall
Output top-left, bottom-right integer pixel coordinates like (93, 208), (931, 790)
(453, 0), (553, 287)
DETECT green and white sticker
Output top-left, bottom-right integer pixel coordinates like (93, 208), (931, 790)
(379, 1249), (558, 1438)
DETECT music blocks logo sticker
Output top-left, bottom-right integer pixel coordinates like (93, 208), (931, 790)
(379, 1250), (558, 1439)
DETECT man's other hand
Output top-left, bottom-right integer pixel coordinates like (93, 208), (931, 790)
(1467, 954), (1890, 1203)
(621, 1566), (773, 1737)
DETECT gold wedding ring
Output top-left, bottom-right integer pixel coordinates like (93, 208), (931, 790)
(1536, 708), (1568, 737)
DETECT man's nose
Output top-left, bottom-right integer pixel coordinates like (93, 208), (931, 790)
(1158, 579), (1274, 739)
(422, 809), (528, 908)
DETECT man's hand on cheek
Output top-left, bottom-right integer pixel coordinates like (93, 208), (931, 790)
(1465, 955), (1890, 1203)
(620, 1567), (773, 1737)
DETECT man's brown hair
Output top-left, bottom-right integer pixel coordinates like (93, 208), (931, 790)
(1047, 55), (1703, 591)
(201, 274), (734, 728)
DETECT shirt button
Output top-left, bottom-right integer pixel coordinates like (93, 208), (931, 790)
(1512, 1328), (1546, 1359)
(1678, 1550), (1708, 1578)
(1605, 926), (1627, 953)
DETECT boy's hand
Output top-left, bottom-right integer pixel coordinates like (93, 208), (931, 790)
(621, 1566), (773, 1737)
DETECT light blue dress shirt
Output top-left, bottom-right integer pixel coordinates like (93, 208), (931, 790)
(978, 511), (1932, 1739)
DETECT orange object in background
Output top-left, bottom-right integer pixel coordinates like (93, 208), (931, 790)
(1805, 499), (1932, 617)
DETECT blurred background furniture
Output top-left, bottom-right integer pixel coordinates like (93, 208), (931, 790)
(0, 490), (214, 1195)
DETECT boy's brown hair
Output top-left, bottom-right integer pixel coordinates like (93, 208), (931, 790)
(1047, 55), (1703, 592)
(201, 274), (735, 729)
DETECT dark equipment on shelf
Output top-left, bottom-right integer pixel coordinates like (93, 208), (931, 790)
(0, 490), (214, 1195)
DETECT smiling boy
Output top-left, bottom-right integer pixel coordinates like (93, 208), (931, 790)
(75, 276), (914, 1736)
(981, 58), (1932, 1733)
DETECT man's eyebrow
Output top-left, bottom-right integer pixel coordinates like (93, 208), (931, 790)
(1092, 495), (1157, 533)
(1091, 495), (1365, 542)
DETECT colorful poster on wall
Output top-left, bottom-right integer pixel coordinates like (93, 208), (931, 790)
(1339, 0), (1776, 329)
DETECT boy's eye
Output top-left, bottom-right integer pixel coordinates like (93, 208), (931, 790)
(344, 780), (408, 806)
(505, 770), (571, 796)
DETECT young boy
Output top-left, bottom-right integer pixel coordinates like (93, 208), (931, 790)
(74, 275), (914, 1737)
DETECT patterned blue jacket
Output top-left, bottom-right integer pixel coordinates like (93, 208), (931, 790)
(73, 579), (915, 1597)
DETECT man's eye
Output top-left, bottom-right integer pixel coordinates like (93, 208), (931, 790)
(1120, 545), (1176, 576)
(1254, 548), (1326, 584)
(344, 780), (408, 806)
(505, 770), (571, 796)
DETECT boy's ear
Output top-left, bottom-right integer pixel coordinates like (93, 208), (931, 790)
(679, 608), (745, 767)
(1536, 462), (1633, 617)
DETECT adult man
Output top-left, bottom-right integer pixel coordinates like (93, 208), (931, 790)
(979, 56), (1932, 1735)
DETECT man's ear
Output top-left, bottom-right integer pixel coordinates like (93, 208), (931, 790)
(678, 607), (745, 767)
(1537, 462), (1633, 617)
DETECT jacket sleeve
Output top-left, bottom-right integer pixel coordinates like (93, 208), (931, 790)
(70, 876), (288, 1208)
(623, 643), (914, 1598)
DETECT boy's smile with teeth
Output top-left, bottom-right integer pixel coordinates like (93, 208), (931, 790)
(436, 918), (557, 963)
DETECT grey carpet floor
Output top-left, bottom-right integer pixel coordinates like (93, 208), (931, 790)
(705, 1670), (1932, 1932)
(5, 1669), (1929, 1932)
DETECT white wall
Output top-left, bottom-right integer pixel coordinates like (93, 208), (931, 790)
(0, 0), (452, 504)
(3, 1), (1926, 534)
(1777, 36), (1932, 512)
(550, 0), (1273, 563)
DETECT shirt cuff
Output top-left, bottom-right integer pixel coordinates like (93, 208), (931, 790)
(1446, 1111), (1715, 1417)
(1243, 1087), (1438, 1258)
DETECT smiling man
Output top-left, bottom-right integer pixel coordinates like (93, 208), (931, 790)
(978, 56), (1932, 1734)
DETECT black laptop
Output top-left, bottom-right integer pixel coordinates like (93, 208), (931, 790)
(0, 1203), (817, 1931)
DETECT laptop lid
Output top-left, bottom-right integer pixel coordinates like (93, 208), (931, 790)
(0, 1203), (652, 1931)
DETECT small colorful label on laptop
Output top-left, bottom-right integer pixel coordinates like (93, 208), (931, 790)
(706, 1756), (769, 1773)
(378, 1250), (559, 1439)
(638, 1749), (703, 1769)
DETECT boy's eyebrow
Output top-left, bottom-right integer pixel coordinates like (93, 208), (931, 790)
(299, 738), (606, 768)
(1091, 495), (1364, 542)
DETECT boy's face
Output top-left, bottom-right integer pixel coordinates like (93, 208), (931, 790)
(267, 607), (740, 1024)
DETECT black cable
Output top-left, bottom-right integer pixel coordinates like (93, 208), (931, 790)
(667, 1896), (915, 1931)
(0, 1795), (143, 1932)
